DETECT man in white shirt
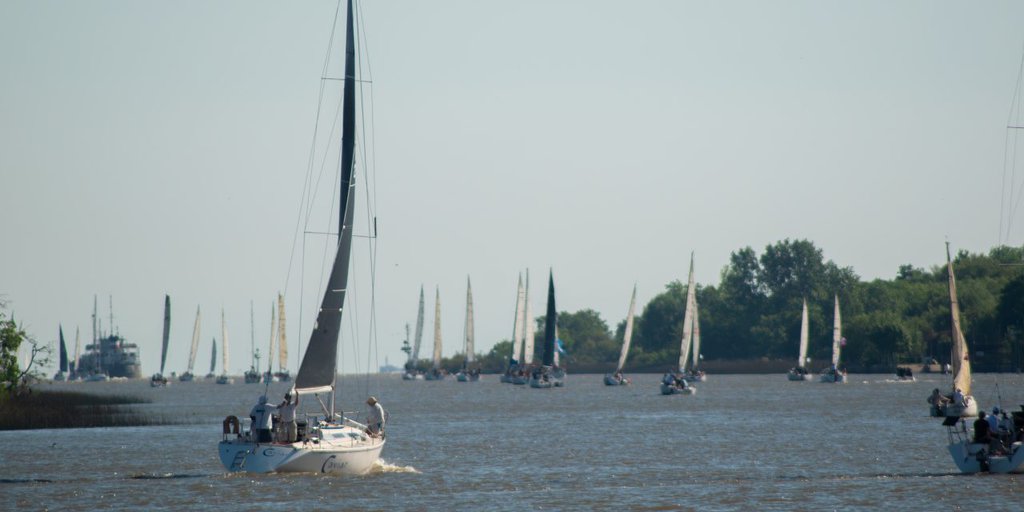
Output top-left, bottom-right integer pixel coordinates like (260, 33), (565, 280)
(277, 390), (299, 443)
(249, 395), (277, 444)
(365, 396), (386, 437)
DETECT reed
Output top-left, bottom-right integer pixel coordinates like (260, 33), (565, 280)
(0, 390), (171, 430)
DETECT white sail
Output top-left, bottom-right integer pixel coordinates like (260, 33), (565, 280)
(523, 270), (535, 364)
(512, 274), (525, 363)
(221, 309), (229, 375)
(947, 243), (972, 395)
(831, 295), (842, 367)
(73, 326), (81, 372)
(678, 253), (696, 373)
(616, 285), (637, 372)
(268, 303), (277, 373)
(277, 293), (287, 372)
(691, 300), (702, 370)
(411, 286), (425, 366)
(187, 306), (201, 373)
(432, 287), (443, 370)
(797, 299), (809, 368)
(465, 277), (475, 364)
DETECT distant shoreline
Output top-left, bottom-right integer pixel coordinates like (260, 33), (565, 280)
(0, 390), (171, 431)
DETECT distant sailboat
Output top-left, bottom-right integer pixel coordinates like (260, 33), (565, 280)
(604, 285), (636, 386)
(68, 327), (82, 381)
(180, 306), (201, 382)
(662, 254), (697, 395)
(456, 277), (479, 382)
(150, 295), (171, 387)
(216, 309), (234, 384)
(522, 270), (535, 367)
(206, 337), (217, 379)
(263, 302), (277, 383)
(274, 293), (290, 382)
(502, 274), (527, 384)
(530, 270), (564, 388)
(53, 325), (68, 381)
(787, 299), (812, 381)
(932, 243), (979, 417)
(402, 287), (425, 380)
(819, 296), (846, 383)
(244, 302), (261, 384)
(425, 287), (445, 380)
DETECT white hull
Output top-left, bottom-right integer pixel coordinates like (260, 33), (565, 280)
(931, 396), (979, 418)
(219, 426), (384, 474)
(660, 383), (696, 395)
(948, 441), (1024, 474)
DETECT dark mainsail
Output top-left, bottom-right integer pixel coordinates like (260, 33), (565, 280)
(160, 295), (171, 375)
(542, 271), (556, 367)
(58, 325), (68, 373)
(295, 0), (358, 395)
(210, 338), (217, 374)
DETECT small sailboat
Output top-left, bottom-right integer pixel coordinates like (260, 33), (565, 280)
(180, 306), (201, 382)
(216, 309), (234, 385)
(53, 325), (68, 381)
(273, 293), (291, 382)
(219, 0), (386, 472)
(530, 271), (564, 388)
(819, 296), (846, 383)
(205, 337), (217, 379)
(662, 254), (698, 395)
(402, 287), (425, 380)
(456, 277), (480, 382)
(604, 285), (636, 386)
(262, 302), (277, 383)
(243, 302), (261, 384)
(425, 287), (446, 380)
(931, 243), (978, 417)
(150, 295), (171, 387)
(502, 274), (529, 384)
(786, 299), (812, 381)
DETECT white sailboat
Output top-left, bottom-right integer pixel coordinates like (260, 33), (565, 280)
(456, 277), (479, 382)
(819, 296), (846, 383)
(263, 302), (278, 383)
(219, 0), (385, 474)
(216, 309), (234, 385)
(787, 299), (812, 381)
(425, 287), (446, 380)
(604, 284), (636, 386)
(662, 253), (697, 395)
(244, 302), (261, 384)
(933, 243), (979, 418)
(274, 293), (291, 382)
(530, 270), (564, 388)
(179, 306), (201, 382)
(150, 295), (171, 387)
(501, 274), (526, 384)
(522, 270), (536, 368)
(402, 287), (425, 380)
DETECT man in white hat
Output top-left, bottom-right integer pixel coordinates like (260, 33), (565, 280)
(276, 389), (299, 443)
(365, 396), (386, 437)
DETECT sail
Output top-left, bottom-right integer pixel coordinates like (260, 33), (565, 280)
(465, 277), (475, 365)
(691, 300), (702, 370)
(210, 338), (217, 374)
(58, 325), (68, 373)
(277, 293), (287, 372)
(268, 303), (276, 373)
(432, 287), (443, 370)
(294, 0), (358, 396)
(187, 306), (201, 373)
(797, 299), (809, 368)
(678, 253), (696, 373)
(160, 295), (170, 375)
(221, 309), (229, 375)
(542, 271), (557, 367)
(73, 327), (81, 373)
(411, 286), (425, 367)
(615, 285), (637, 372)
(523, 270), (535, 364)
(513, 275), (526, 362)
(831, 295), (842, 366)
(947, 243), (972, 395)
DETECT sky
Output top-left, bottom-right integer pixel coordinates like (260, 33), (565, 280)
(3, 0), (1024, 376)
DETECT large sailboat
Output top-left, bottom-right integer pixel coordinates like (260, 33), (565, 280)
(787, 299), (812, 381)
(402, 287), (425, 380)
(216, 309), (234, 385)
(529, 271), (564, 388)
(180, 306), (201, 382)
(219, 0), (385, 473)
(425, 287), (445, 380)
(150, 295), (171, 387)
(933, 243), (979, 418)
(662, 254), (699, 395)
(456, 277), (479, 382)
(819, 296), (846, 383)
(604, 285), (636, 386)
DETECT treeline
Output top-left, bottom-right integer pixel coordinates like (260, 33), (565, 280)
(408, 240), (1024, 373)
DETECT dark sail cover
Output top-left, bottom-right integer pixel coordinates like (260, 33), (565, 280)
(542, 271), (556, 367)
(295, 0), (358, 394)
(58, 325), (68, 372)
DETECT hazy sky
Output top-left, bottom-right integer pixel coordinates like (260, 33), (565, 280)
(3, 0), (1024, 376)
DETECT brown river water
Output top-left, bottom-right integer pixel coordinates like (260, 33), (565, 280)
(2, 373), (1023, 511)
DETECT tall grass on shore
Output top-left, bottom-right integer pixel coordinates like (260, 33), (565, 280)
(0, 390), (171, 430)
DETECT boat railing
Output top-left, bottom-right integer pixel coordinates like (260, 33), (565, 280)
(945, 416), (969, 445)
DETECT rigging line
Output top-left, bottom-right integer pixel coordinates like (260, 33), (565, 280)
(1003, 38), (1024, 243)
(285, 0), (343, 296)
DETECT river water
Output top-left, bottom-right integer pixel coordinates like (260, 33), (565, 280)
(2, 373), (1023, 511)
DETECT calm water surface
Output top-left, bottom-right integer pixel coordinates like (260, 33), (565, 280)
(3, 373), (1024, 510)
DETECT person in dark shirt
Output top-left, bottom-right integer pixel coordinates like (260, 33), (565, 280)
(974, 411), (991, 443)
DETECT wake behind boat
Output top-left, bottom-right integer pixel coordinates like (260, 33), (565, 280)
(219, 0), (384, 474)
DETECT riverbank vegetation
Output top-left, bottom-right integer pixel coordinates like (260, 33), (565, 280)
(408, 241), (1024, 373)
(0, 390), (167, 430)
